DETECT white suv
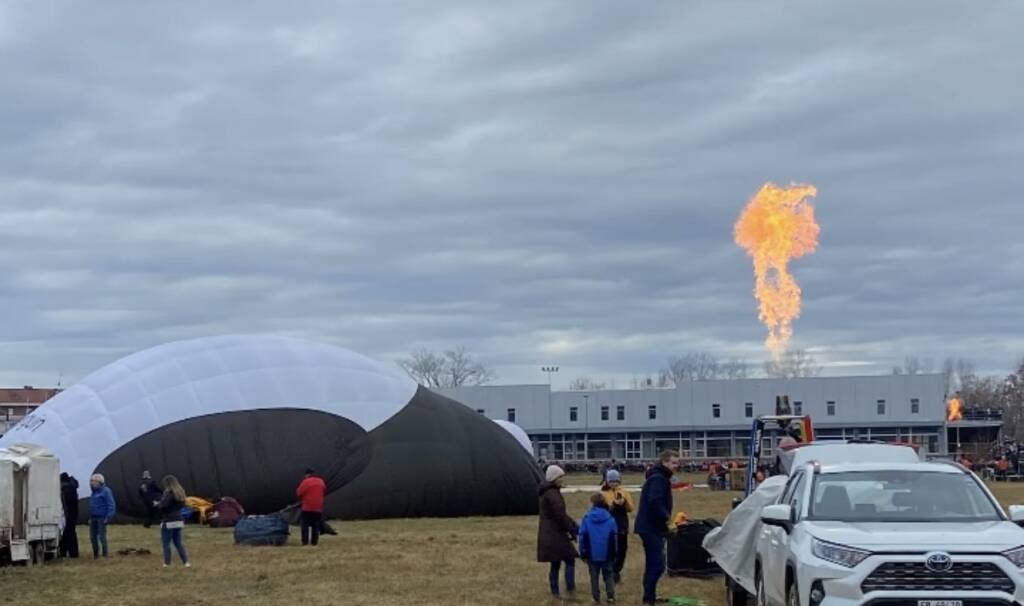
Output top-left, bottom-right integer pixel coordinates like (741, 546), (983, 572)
(755, 460), (1024, 606)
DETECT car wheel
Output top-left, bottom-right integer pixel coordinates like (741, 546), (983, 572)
(726, 577), (748, 606)
(786, 577), (800, 606)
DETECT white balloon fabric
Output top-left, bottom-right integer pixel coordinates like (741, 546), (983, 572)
(493, 419), (534, 455)
(0, 335), (417, 501)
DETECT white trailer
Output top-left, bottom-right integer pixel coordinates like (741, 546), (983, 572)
(0, 443), (63, 565)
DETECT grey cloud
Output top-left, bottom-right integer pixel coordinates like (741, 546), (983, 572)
(0, 0), (1021, 388)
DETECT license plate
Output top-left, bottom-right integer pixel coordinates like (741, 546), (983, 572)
(918, 601), (962, 606)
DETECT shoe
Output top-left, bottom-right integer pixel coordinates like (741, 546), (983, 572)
(163, 564), (169, 568)
(184, 562), (191, 568)
(607, 599), (616, 604)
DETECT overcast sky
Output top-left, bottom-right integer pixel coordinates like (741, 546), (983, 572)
(1, 1), (1021, 389)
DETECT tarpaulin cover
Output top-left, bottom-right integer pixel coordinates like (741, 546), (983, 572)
(702, 475), (787, 593)
(234, 513), (289, 546)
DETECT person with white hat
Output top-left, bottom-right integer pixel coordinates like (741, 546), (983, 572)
(537, 465), (579, 599)
(88, 473), (116, 559)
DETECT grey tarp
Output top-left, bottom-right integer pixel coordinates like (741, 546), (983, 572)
(702, 475), (788, 594)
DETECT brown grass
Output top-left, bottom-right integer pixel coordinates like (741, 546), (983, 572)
(4, 477), (1024, 606)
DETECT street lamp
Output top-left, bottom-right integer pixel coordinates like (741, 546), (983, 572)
(541, 366), (559, 460)
(583, 394), (590, 461)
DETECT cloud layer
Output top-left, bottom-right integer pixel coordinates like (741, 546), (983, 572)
(1, 1), (1022, 387)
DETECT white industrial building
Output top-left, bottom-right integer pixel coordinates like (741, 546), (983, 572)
(441, 374), (995, 461)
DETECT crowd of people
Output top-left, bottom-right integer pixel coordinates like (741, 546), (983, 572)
(538, 450), (682, 606)
(54, 467), (328, 568)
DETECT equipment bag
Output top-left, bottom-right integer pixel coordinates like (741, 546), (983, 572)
(233, 513), (290, 546)
(667, 519), (722, 578)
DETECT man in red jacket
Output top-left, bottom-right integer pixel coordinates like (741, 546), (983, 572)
(296, 468), (327, 546)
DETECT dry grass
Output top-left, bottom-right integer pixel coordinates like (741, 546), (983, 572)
(4, 477), (1024, 606)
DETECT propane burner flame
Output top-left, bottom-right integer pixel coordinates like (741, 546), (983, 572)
(734, 182), (820, 359)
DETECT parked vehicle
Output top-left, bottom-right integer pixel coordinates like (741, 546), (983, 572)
(0, 443), (62, 565)
(711, 441), (940, 606)
(756, 459), (1024, 606)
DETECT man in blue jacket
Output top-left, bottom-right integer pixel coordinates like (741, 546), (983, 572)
(88, 473), (116, 559)
(635, 450), (681, 606)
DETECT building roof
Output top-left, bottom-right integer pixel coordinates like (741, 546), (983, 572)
(0, 387), (62, 404)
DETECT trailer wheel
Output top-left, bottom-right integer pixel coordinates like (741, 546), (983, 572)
(31, 542), (45, 566)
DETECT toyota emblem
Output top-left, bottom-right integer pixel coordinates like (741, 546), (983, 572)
(925, 552), (954, 572)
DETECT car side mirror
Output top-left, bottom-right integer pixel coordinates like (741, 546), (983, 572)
(1008, 505), (1024, 524)
(761, 504), (794, 533)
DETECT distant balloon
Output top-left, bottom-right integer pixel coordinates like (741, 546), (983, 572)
(493, 419), (534, 454)
(0, 335), (542, 519)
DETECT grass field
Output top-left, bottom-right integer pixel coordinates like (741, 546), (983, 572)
(4, 477), (1024, 606)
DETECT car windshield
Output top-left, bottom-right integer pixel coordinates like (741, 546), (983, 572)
(808, 470), (1002, 523)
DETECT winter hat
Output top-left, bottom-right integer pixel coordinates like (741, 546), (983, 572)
(90, 473), (105, 484)
(545, 465), (566, 483)
(142, 470), (152, 480)
(605, 469), (622, 483)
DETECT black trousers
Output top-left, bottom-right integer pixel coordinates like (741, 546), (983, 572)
(614, 531), (629, 574)
(60, 520), (79, 558)
(300, 511), (322, 546)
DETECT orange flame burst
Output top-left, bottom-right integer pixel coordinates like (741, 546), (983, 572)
(734, 182), (820, 359)
(947, 397), (963, 422)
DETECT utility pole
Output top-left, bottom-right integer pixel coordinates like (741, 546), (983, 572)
(542, 366), (559, 460)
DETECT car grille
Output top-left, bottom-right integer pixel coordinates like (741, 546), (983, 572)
(862, 561), (1015, 594)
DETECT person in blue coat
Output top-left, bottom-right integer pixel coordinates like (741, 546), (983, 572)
(579, 494), (619, 604)
(634, 450), (680, 606)
(88, 473), (116, 559)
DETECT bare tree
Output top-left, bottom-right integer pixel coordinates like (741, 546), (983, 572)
(631, 374), (673, 390)
(398, 347), (496, 388)
(720, 357), (751, 380)
(568, 376), (608, 391)
(942, 357), (977, 395)
(893, 355), (935, 375)
(763, 349), (822, 379)
(662, 352), (721, 385)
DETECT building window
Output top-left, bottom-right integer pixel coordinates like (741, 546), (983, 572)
(507, 408), (516, 423)
(600, 406), (609, 421)
(744, 402), (753, 418)
(827, 401), (836, 416)
(648, 405), (657, 420)
(712, 403), (721, 419)
(910, 398), (920, 414)
(570, 407), (578, 422)
(877, 400), (886, 415)
(616, 405), (625, 421)
(475, 409), (485, 414)
(793, 401), (803, 415)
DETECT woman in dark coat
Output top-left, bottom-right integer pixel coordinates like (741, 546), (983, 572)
(538, 465), (578, 598)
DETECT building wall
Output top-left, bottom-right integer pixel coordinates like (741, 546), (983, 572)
(439, 374), (950, 459)
(440, 374), (947, 432)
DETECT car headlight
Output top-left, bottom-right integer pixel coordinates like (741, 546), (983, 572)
(1003, 546), (1024, 568)
(812, 538), (870, 568)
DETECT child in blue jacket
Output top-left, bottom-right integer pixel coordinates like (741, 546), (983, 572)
(579, 494), (619, 604)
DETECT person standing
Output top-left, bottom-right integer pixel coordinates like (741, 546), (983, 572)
(59, 472), (80, 558)
(579, 494), (618, 604)
(139, 471), (163, 529)
(88, 473), (116, 559)
(537, 465), (578, 599)
(601, 469), (634, 583)
(634, 450), (680, 606)
(157, 475), (190, 567)
(296, 468), (327, 546)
